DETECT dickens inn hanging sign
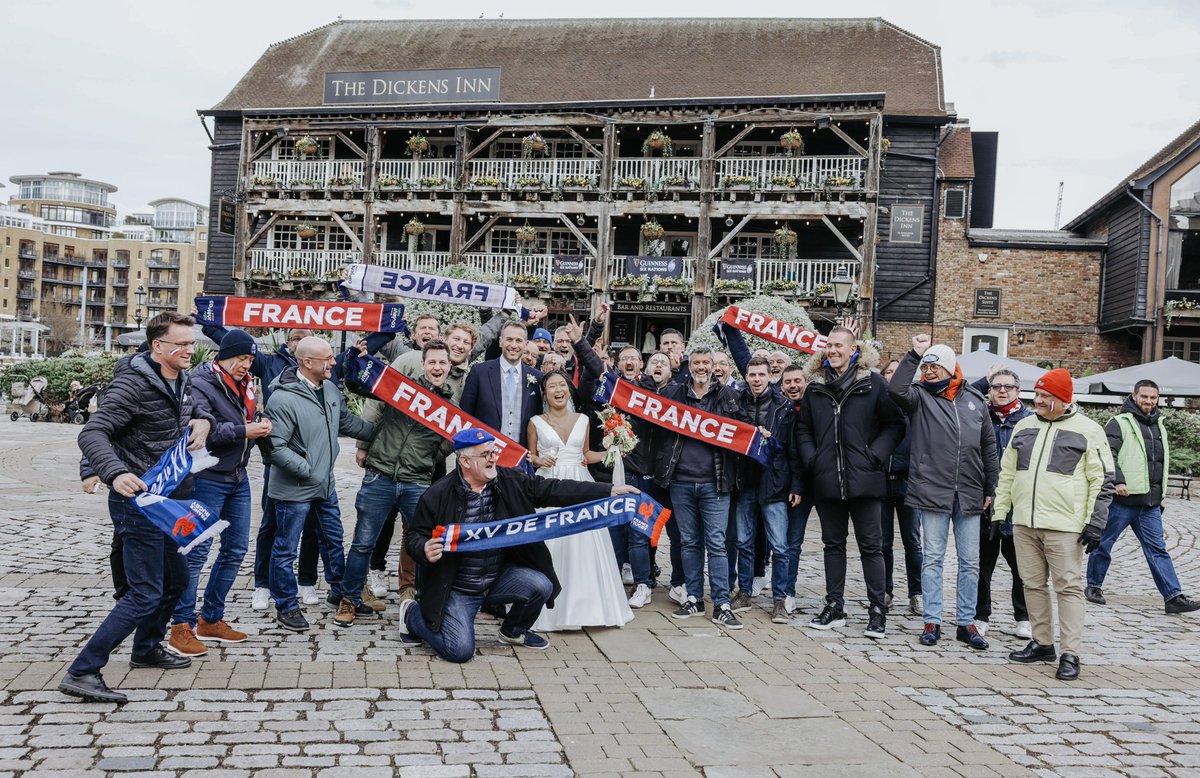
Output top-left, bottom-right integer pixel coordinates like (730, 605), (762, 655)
(324, 68), (502, 105)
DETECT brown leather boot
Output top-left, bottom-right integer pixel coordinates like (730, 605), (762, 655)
(167, 623), (209, 657)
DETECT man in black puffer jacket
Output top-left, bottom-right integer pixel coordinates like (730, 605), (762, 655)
(61, 313), (215, 705)
(797, 326), (904, 640)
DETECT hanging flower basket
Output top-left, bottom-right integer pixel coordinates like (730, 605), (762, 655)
(407, 134), (430, 157)
(297, 223), (318, 240)
(404, 217), (425, 236)
(642, 131), (674, 157)
(294, 136), (319, 158)
(773, 226), (798, 246)
(779, 130), (804, 157)
(641, 219), (665, 241)
(521, 133), (547, 158)
(515, 224), (538, 244)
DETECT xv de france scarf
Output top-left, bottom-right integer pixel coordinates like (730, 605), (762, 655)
(195, 296), (407, 333)
(592, 372), (772, 466)
(133, 435), (228, 555)
(341, 263), (521, 310)
(435, 492), (671, 553)
(345, 353), (529, 469)
(718, 305), (828, 354)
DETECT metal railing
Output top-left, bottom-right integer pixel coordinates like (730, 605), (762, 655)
(716, 155), (864, 189)
(247, 249), (361, 279)
(611, 158), (701, 189)
(249, 160), (366, 189)
(377, 160), (456, 187)
(710, 258), (859, 295)
(465, 158), (602, 190)
(147, 258), (181, 269)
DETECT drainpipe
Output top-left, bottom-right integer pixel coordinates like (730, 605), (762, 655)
(1124, 187), (1165, 360)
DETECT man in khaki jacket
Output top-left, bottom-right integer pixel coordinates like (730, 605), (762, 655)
(992, 369), (1114, 681)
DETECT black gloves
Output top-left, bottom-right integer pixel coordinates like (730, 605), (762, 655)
(987, 520), (1002, 542)
(1078, 524), (1103, 553)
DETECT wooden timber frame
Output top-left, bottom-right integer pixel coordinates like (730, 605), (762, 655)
(229, 94), (886, 332)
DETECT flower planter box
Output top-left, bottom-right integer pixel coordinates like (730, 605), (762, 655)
(610, 288), (643, 301)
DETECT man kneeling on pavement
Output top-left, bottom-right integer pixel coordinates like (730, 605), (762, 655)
(399, 429), (638, 662)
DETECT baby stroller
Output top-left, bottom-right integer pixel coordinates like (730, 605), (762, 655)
(7, 376), (50, 422)
(66, 384), (103, 425)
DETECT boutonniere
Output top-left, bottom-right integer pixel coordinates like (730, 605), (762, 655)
(526, 375), (537, 386)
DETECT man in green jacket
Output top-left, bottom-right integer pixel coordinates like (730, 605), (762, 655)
(992, 369), (1115, 681)
(265, 337), (376, 633)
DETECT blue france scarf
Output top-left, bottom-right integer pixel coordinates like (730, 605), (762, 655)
(132, 435), (227, 555)
(435, 491), (670, 553)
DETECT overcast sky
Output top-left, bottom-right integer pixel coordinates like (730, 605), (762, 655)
(1, 0), (1194, 229)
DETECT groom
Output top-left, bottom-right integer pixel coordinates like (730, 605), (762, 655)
(399, 429), (638, 662)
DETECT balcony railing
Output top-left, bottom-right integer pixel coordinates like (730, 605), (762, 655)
(147, 258), (180, 269)
(112, 296), (128, 305)
(17, 269), (35, 279)
(17, 288), (34, 300)
(606, 256), (697, 283)
(710, 258), (860, 295)
(377, 160), (456, 187)
(249, 160), (366, 190)
(716, 155), (864, 190)
(148, 280), (179, 289)
(465, 159), (602, 190)
(374, 251), (594, 287)
(111, 258), (130, 268)
(42, 275), (82, 286)
(611, 158), (702, 189)
(18, 248), (37, 259)
(248, 249), (361, 279)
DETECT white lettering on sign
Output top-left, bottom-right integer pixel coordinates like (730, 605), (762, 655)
(730, 306), (828, 352)
(243, 302), (364, 328)
(625, 387), (738, 443)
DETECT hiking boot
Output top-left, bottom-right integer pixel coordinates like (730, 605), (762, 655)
(130, 645), (192, 670)
(398, 586), (417, 603)
(864, 605), (886, 640)
(276, 608), (309, 633)
(671, 597), (702, 619)
(1056, 653), (1080, 681)
(196, 619), (247, 643)
(1166, 594), (1200, 614)
(367, 569), (388, 598)
(251, 587), (271, 611)
(333, 598), (359, 627)
(712, 605), (743, 630)
(807, 602), (846, 630)
(362, 584), (387, 614)
(956, 624), (989, 651)
(298, 584), (320, 605)
(771, 600), (789, 624)
(628, 584), (652, 609)
(729, 590), (753, 613)
(919, 623), (941, 646)
(59, 672), (127, 704)
(1085, 586), (1106, 605)
(167, 623), (208, 657)
(1008, 640), (1056, 663)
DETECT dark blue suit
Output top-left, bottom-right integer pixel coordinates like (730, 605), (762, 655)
(460, 358), (542, 447)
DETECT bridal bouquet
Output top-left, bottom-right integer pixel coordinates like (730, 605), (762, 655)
(598, 406), (638, 469)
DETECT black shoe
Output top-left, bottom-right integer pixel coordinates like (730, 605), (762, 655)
(807, 602), (847, 630)
(276, 608), (310, 633)
(1056, 653), (1080, 681)
(712, 605), (744, 630)
(651, 563), (662, 584)
(956, 624), (989, 651)
(1009, 640), (1057, 663)
(59, 672), (127, 704)
(671, 598), (703, 620)
(1166, 595), (1200, 614)
(918, 623), (941, 646)
(1085, 586), (1106, 605)
(129, 644), (192, 670)
(864, 605), (886, 640)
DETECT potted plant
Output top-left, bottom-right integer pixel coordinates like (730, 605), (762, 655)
(610, 275), (649, 290)
(287, 266), (312, 281)
(616, 176), (646, 190)
(407, 133), (430, 158)
(418, 176), (447, 189)
(824, 174), (857, 189)
(510, 272), (543, 291)
(404, 217), (425, 236)
(248, 267), (275, 281)
(249, 176), (277, 188)
(516, 175), (546, 189)
(288, 178), (319, 190)
(881, 137), (892, 155)
(771, 174), (799, 189)
(515, 223), (538, 245)
(552, 274), (587, 289)
(655, 277), (691, 294)
(561, 175), (595, 190)
(662, 175), (692, 189)
(377, 175), (405, 189)
(471, 175), (502, 189)
(327, 174), (357, 188)
(721, 175), (756, 190)
(764, 279), (799, 296)
(712, 279), (752, 297)
(522, 132), (547, 158)
(642, 130), (674, 157)
(779, 130), (804, 157)
(294, 136), (320, 158)
(324, 269), (343, 282)
(296, 223), (318, 240)
(641, 219), (665, 241)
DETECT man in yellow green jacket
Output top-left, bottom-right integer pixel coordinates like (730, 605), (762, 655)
(992, 369), (1115, 681)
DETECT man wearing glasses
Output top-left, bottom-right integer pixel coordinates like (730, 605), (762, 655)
(264, 336), (376, 632)
(62, 313), (214, 703)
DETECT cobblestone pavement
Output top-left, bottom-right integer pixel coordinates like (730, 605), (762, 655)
(3, 418), (1200, 776)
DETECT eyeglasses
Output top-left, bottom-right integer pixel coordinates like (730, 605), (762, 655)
(463, 449), (500, 461)
(304, 356), (336, 365)
(990, 384), (1019, 392)
(156, 338), (197, 351)
(919, 363), (943, 372)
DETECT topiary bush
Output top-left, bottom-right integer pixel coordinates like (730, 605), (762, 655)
(687, 295), (817, 363)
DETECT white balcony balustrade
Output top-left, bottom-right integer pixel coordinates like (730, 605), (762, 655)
(249, 160), (366, 189)
(377, 160), (456, 187)
(373, 252), (594, 287)
(611, 159), (701, 189)
(716, 155), (864, 189)
(247, 249), (361, 279)
(465, 159), (602, 190)
(710, 258), (859, 294)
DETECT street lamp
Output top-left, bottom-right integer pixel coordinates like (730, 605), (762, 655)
(830, 265), (855, 315)
(134, 284), (147, 330)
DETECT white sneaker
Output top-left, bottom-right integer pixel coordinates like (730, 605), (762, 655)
(298, 585), (319, 605)
(621, 563), (635, 586)
(1015, 620), (1032, 639)
(368, 569), (388, 598)
(628, 584), (652, 609)
(973, 620), (989, 637)
(783, 595), (797, 616)
(397, 598), (415, 636)
(668, 585), (688, 606)
(251, 587), (270, 611)
(751, 575), (769, 598)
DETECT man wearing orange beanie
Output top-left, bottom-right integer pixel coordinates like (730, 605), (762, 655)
(992, 368), (1115, 681)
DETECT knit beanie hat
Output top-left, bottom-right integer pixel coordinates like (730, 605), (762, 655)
(1034, 368), (1073, 404)
(920, 345), (957, 376)
(218, 329), (258, 361)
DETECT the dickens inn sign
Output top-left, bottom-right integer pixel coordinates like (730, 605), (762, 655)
(324, 68), (502, 105)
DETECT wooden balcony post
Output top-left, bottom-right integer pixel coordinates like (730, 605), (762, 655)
(363, 127), (379, 264)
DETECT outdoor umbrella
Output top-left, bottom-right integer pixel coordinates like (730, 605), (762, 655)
(955, 350), (1048, 386)
(1074, 357), (1200, 397)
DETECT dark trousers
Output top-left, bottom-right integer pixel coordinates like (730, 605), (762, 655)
(253, 463), (320, 588)
(816, 497), (886, 610)
(70, 493), (189, 675)
(977, 523), (1028, 622)
(370, 509), (399, 572)
(881, 484), (923, 598)
(110, 531), (127, 600)
(647, 481), (683, 588)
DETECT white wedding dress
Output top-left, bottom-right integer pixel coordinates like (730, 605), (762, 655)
(531, 414), (634, 631)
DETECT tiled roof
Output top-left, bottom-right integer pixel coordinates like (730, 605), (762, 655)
(938, 126), (974, 179)
(210, 17), (947, 117)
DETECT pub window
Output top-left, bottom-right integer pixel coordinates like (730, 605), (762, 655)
(1166, 166), (1200, 290)
(944, 188), (968, 219)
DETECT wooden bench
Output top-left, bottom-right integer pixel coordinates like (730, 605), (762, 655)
(1168, 474), (1192, 500)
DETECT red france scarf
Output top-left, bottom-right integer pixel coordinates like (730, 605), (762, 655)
(212, 361), (256, 422)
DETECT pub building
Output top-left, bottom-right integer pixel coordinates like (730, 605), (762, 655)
(200, 17), (958, 346)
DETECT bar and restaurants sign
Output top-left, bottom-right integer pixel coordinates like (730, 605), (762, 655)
(324, 68), (502, 105)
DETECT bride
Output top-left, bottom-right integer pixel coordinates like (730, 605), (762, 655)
(527, 370), (634, 631)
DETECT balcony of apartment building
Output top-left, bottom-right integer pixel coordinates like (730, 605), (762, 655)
(41, 271), (81, 286)
(146, 295), (179, 310)
(18, 242), (38, 260)
(147, 274), (180, 290)
(111, 273), (129, 288)
(110, 251), (131, 268)
(17, 267), (37, 280)
(147, 250), (181, 269)
(111, 293), (128, 306)
(17, 284), (35, 300)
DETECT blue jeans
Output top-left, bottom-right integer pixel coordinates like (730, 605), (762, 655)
(736, 491), (790, 600)
(785, 498), (813, 597)
(670, 482), (731, 608)
(69, 493), (189, 675)
(253, 463), (320, 589)
(919, 499), (981, 626)
(404, 565), (552, 664)
(173, 477), (252, 626)
(344, 472), (426, 605)
(271, 490), (346, 613)
(1087, 502), (1182, 601)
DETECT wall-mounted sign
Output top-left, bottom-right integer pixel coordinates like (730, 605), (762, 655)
(323, 68), (502, 105)
(974, 288), (1001, 318)
(611, 301), (692, 315)
(889, 205), (925, 243)
(552, 255), (588, 276)
(623, 255), (684, 279)
(217, 198), (236, 237)
(719, 258), (756, 280)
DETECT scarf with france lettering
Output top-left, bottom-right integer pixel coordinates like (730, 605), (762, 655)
(133, 435), (227, 554)
(715, 305), (829, 354)
(592, 372), (773, 466)
(435, 491), (671, 553)
(340, 263), (527, 313)
(195, 296), (407, 333)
